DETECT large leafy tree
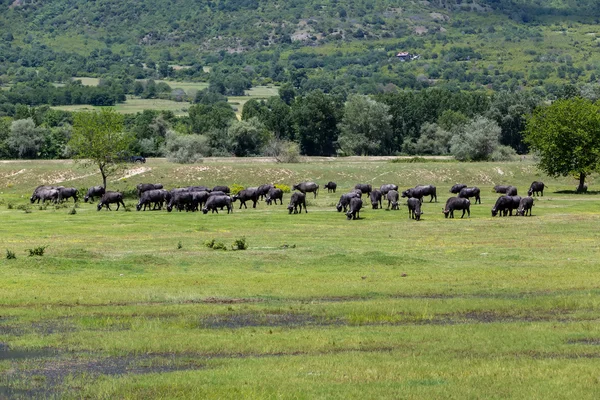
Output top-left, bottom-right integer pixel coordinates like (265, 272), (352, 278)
(291, 90), (341, 156)
(69, 109), (132, 189)
(525, 98), (600, 192)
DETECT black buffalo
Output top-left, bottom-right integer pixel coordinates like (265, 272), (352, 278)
(186, 186), (211, 192)
(443, 197), (471, 219)
(202, 195), (233, 214)
(167, 191), (197, 212)
(402, 185), (437, 203)
(458, 187), (481, 204)
(190, 191), (211, 211)
(379, 184), (398, 197)
(257, 184), (275, 200)
(265, 188), (284, 205)
(30, 185), (57, 203)
(136, 189), (169, 211)
(346, 197), (362, 220)
(32, 188), (59, 204)
(407, 198), (423, 221)
(491, 195), (521, 217)
(232, 188), (259, 209)
(517, 196), (534, 216)
(354, 184), (372, 196)
(57, 187), (78, 203)
(324, 181), (337, 193)
(137, 183), (163, 197)
(494, 185), (512, 194)
(84, 186), (105, 203)
(293, 182), (319, 198)
(336, 192), (360, 212)
(386, 190), (399, 210)
(450, 184), (467, 194)
(97, 192), (126, 211)
(288, 192), (307, 214)
(369, 190), (382, 209)
(527, 181), (547, 197)
(212, 186), (230, 194)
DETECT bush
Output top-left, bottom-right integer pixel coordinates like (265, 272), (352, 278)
(491, 145), (517, 161)
(274, 184), (291, 193)
(204, 238), (227, 250)
(68, 207), (77, 215)
(17, 204), (31, 213)
(231, 237), (248, 250)
(165, 130), (209, 164)
(264, 139), (301, 163)
(28, 245), (47, 257)
(177, 241), (183, 249)
(6, 249), (16, 259)
(230, 184), (245, 195)
(450, 117), (504, 161)
(7, 202), (13, 209)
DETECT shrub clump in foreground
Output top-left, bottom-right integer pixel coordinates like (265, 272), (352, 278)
(204, 237), (248, 251)
(28, 246), (47, 257)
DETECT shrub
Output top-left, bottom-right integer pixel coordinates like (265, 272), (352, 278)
(28, 246), (47, 257)
(274, 184), (291, 193)
(165, 130), (209, 164)
(230, 184), (245, 195)
(204, 238), (215, 248)
(204, 238), (227, 250)
(231, 237), (248, 250)
(68, 207), (77, 215)
(450, 117), (504, 161)
(17, 204), (31, 213)
(6, 249), (16, 259)
(177, 241), (183, 249)
(7, 202), (13, 209)
(264, 139), (301, 163)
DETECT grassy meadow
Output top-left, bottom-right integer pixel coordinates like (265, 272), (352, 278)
(0, 158), (600, 398)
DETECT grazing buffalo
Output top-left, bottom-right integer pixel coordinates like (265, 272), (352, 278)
(137, 183), (163, 198)
(288, 192), (307, 214)
(527, 181), (547, 197)
(84, 186), (105, 203)
(186, 186), (211, 192)
(354, 184), (372, 196)
(265, 188), (284, 205)
(380, 184), (398, 197)
(202, 195), (233, 214)
(336, 192), (360, 212)
(30, 185), (57, 203)
(517, 196), (534, 216)
(493, 185), (512, 194)
(97, 191), (126, 211)
(136, 189), (169, 211)
(346, 197), (363, 220)
(324, 181), (337, 193)
(402, 185), (437, 203)
(450, 184), (467, 194)
(232, 188), (259, 209)
(369, 190), (383, 209)
(293, 182), (319, 198)
(443, 197), (471, 219)
(32, 188), (60, 204)
(257, 184), (275, 200)
(212, 186), (230, 194)
(458, 187), (481, 204)
(386, 190), (400, 210)
(506, 186), (518, 196)
(166, 191), (196, 212)
(491, 195), (521, 217)
(190, 191), (211, 211)
(57, 187), (78, 203)
(407, 198), (423, 221)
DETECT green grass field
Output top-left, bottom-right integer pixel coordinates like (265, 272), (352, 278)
(1, 158), (599, 398)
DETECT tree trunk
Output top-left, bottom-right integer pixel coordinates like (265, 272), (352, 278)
(577, 172), (586, 193)
(100, 164), (107, 190)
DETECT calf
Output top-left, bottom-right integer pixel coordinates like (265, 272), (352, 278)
(369, 189), (383, 209)
(288, 192), (307, 214)
(137, 183), (163, 198)
(527, 181), (547, 197)
(354, 184), (372, 197)
(458, 187), (481, 204)
(257, 184), (275, 200)
(402, 185), (437, 203)
(380, 184), (398, 197)
(517, 196), (534, 216)
(386, 190), (400, 210)
(293, 182), (319, 198)
(443, 197), (471, 219)
(97, 191), (125, 211)
(336, 192), (360, 212)
(324, 181), (337, 193)
(346, 197), (363, 220)
(491, 195), (521, 217)
(232, 188), (259, 209)
(265, 188), (284, 205)
(450, 184), (467, 194)
(202, 195), (233, 214)
(136, 189), (169, 211)
(407, 198), (423, 221)
(84, 185), (105, 203)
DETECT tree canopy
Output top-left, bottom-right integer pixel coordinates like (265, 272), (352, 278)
(525, 97), (600, 191)
(69, 109), (132, 189)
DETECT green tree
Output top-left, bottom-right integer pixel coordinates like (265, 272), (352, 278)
(337, 95), (392, 155)
(525, 98), (600, 192)
(450, 117), (513, 161)
(228, 118), (272, 157)
(291, 91), (341, 156)
(69, 109), (132, 189)
(8, 118), (44, 158)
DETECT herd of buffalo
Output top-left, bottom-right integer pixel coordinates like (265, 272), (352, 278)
(28, 180), (553, 220)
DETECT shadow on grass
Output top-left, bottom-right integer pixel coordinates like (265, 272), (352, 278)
(553, 190), (600, 195)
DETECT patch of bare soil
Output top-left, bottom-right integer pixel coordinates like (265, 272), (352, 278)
(118, 166), (151, 180)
